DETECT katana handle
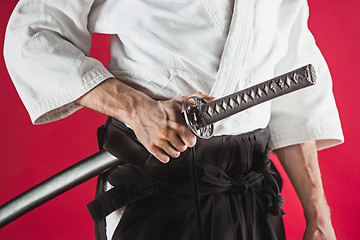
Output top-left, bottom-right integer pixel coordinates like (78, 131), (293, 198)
(184, 64), (316, 139)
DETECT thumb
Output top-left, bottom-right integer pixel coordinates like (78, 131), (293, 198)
(192, 92), (216, 102)
(176, 92), (215, 112)
(176, 92), (215, 103)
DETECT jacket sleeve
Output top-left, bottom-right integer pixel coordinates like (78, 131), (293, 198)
(4, 0), (114, 124)
(268, 0), (344, 150)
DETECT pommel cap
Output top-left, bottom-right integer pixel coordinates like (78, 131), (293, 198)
(308, 64), (317, 85)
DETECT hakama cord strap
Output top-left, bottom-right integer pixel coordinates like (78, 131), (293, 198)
(88, 151), (284, 235)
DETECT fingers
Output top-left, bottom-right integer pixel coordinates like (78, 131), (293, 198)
(135, 92), (214, 164)
(167, 120), (196, 147)
(159, 123), (193, 155)
(166, 131), (188, 152)
(149, 137), (185, 163)
(159, 140), (181, 159)
(147, 121), (195, 163)
(149, 145), (171, 163)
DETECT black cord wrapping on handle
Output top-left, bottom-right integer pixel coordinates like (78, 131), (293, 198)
(189, 147), (205, 240)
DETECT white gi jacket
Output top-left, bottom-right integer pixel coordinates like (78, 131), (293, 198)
(4, 0), (344, 237)
(4, 0), (344, 150)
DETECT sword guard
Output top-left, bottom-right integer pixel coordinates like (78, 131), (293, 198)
(183, 96), (214, 139)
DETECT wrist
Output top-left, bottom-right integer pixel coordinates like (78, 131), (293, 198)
(116, 87), (147, 123)
(75, 77), (153, 124)
(102, 78), (153, 124)
(303, 197), (332, 224)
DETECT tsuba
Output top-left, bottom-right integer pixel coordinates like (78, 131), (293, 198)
(183, 96), (214, 139)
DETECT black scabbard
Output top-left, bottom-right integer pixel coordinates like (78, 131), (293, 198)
(0, 151), (119, 228)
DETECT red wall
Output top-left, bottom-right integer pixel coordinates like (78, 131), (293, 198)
(0, 1), (359, 239)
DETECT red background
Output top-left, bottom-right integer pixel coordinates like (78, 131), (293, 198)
(0, 1), (359, 239)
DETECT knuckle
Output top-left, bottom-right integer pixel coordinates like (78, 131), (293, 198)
(179, 129), (196, 147)
(181, 122), (191, 132)
(153, 139), (161, 146)
(171, 121), (181, 131)
(158, 129), (168, 138)
(148, 145), (157, 153)
(154, 137), (165, 147)
(172, 141), (187, 152)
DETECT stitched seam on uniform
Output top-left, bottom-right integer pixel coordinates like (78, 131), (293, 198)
(269, 124), (344, 150)
(33, 68), (112, 124)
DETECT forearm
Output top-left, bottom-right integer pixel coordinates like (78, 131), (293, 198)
(274, 141), (330, 222)
(75, 77), (150, 124)
(274, 141), (336, 239)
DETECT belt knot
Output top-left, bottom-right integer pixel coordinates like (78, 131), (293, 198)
(229, 175), (249, 193)
(229, 171), (263, 194)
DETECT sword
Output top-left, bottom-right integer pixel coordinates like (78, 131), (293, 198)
(0, 151), (119, 228)
(184, 64), (316, 138)
(0, 64), (316, 228)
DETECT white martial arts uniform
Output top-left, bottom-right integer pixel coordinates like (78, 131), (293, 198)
(4, 0), (344, 238)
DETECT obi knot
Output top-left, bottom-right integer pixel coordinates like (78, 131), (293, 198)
(229, 176), (249, 193)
